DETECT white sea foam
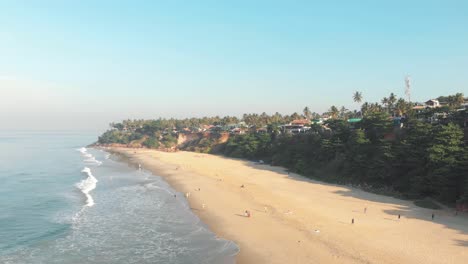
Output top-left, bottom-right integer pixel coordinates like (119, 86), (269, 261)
(84, 156), (103, 165)
(76, 167), (98, 207)
(77, 147), (87, 154)
(78, 147), (102, 165)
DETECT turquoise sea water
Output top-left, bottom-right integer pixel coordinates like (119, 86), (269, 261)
(0, 131), (238, 263)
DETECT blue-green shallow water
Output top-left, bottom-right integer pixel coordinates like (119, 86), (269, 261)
(0, 131), (238, 264)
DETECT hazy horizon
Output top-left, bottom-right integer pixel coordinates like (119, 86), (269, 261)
(1, 1), (467, 131)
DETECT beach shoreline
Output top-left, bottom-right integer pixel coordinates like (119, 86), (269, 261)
(106, 147), (468, 264)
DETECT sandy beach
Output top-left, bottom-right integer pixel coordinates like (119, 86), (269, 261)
(110, 148), (468, 264)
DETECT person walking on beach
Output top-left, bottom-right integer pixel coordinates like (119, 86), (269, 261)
(432, 213), (435, 220)
(398, 214), (401, 219)
(352, 218), (354, 224)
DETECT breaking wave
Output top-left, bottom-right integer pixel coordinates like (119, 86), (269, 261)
(77, 147), (102, 165)
(76, 167), (98, 207)
(77, 147), (87, 154)
(84, 156), (103, 165)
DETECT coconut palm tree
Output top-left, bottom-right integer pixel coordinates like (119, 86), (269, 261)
(311, 112), (320, 119)
(329, 105), (339, 119)
(353, 91), (363, 103)
(388, 93), (397, 108)
(339, 106), (349, 119)
(395, 98), (408, 116)
(290, 112), (302, 121)
(452, 93), (465, 108)
(353, 91), (363, 116)
(381, 97), (389, 108)
(370, 103), (383, 113)
(271, 112), (283, 124)
(361, 102), (370, 116)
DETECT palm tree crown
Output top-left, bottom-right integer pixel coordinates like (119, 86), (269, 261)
(329, 105), (339, 119)
(353, 91), (363, 104)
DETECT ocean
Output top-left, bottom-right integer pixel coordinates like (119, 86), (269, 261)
(0, 131), (238, 264)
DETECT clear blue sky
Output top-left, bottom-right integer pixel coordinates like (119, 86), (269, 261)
(1, 0), (467, 131)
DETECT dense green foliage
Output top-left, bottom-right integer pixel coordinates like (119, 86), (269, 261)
(161, 134), (177, 148)
(142, 137), (159, 148)
(183, 135), (222, 153)
(98, 130), (142, 144)
(224, 133), (273, 159)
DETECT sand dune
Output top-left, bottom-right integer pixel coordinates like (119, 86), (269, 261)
(111, 148), (468, 264)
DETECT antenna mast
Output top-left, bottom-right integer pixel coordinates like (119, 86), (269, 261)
(405, 75), (411, 102)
